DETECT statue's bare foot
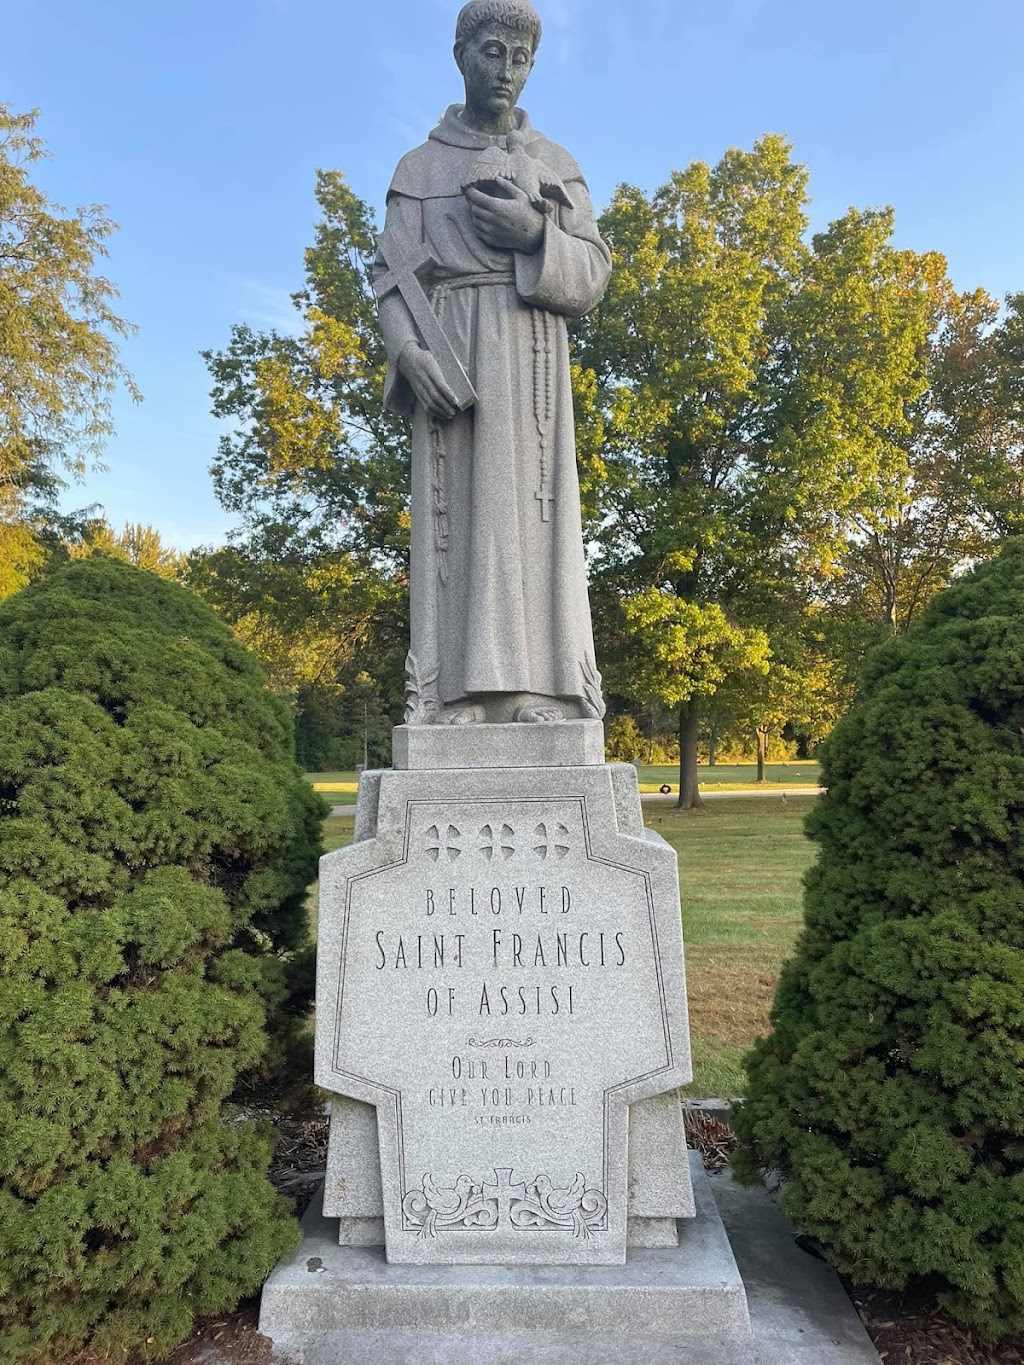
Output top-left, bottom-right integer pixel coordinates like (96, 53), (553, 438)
(434, 704), (485, 726)
(514, 706), (565, 724)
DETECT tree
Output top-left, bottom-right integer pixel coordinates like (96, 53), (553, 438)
(186, 536), (406, 768)
(0, 103), (137, 597)
(819, 283), (1000, 653)
(813, 280), (1024, 706)
(66, 517), (186, 579)
(718, 613), (846, 780)
(0, 557), (324, 1361)
(733, 540), (1024, 1342)
(603, 713), (645, 764)
(984, 293), (1024, 533)
(204, 170), (406, 570)
(199, 171), (408, 750)
(596, 581), (771, 805)
(571, 138), (942, 806)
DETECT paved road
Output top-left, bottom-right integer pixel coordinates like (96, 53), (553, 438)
(328, 786), (824, 817)
(642, 787), (823, 802)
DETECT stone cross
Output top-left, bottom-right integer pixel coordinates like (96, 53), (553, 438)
(374, 227), (477, 412)
(534, 485), (555, 522)
(482, 1168), (527, 1227)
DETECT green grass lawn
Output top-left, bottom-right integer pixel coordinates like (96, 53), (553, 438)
(310, 797), (817, 1099)
(321, 814), (355, 855)
(635, 761), (820, 793)
(649, 797), (818, 1097)
(307, 761), (821, 799)
(305, 815), (355, 934)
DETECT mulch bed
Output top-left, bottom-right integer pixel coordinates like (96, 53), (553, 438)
(267, 1111), (329, 1219)
(849, 1285), (1024, 1365)
(75, 1105), (1024, 1364)
(139, 1304), (269, 1365)
(682, 1104), (737, 1172)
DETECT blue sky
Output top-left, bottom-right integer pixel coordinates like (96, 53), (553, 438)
(6, 0), (1024, 550)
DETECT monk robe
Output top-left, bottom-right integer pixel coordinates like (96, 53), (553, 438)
(376, 104), (611, 722)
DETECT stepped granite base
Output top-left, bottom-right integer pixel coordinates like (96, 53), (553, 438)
(258, 1153), (750, 1363)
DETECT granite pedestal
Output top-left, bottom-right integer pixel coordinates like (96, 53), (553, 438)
(258, 722), (750, 1351)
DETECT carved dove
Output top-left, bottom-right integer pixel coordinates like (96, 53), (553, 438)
(462, 130), (573, 214)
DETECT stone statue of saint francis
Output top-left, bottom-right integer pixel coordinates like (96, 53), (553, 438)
(375, 0), (611, 727)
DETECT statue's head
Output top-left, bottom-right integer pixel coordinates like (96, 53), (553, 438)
(454, 1), (542, 125)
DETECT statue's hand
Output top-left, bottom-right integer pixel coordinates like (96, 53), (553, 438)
(465, 183), (545, 254)
(399, 344), (459, 422)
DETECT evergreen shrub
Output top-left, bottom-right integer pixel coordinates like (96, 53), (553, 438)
(0, 557), (324, 1361)
(733, 541), (1024, 1341)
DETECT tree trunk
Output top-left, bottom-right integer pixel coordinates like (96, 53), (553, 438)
(882, 567), (899, 635)
(677, 700), (703, 809)
(755, 726), (769, 784)
(707, 722), (717, 767)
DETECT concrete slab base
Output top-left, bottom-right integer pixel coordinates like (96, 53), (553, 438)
(710, 1168), (881, 1364)
(258, 1154), (749, 1363)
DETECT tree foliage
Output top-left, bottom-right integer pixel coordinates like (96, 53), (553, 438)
(65, 517), (186, 579)
(200, 150), (1022, 778)
(0, 557), (323, 1361)
(822, 287), (1024, 656)
(723, 618), (845, 779)
(572, 136), (950, 804)
(197, 171), (406, 752)
(733, 540), (1024, 1341)
(0, 103), (137, 597)
(573, 137), (950, 797)
(186, 537), (405, 768)
(204, 170), (406, 569)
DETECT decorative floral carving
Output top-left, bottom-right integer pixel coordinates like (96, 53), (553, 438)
(404, 651), (440, 725)
(467, 1036), (535, 1048)
(402, 1174), (498, 1239)
(402, 1169), (606, 1240)
(579, 654), (606, 719)
(511, 1173), (608, 1240)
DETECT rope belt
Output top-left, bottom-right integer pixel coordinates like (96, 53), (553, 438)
(431, 271), (516, 298)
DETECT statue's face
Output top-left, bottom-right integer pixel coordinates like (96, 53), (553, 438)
(456, 22), (535, 121)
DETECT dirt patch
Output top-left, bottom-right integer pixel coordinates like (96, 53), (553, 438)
(142, 1304), (273, 1365)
